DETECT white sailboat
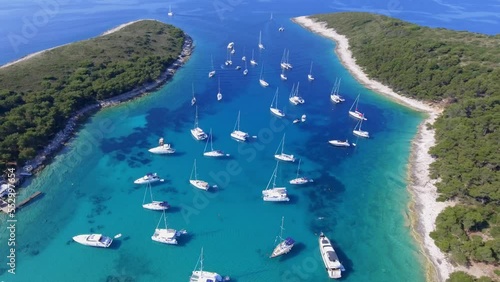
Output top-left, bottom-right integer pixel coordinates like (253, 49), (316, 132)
(308, 61), (315, 81)
(151, 210), (187, 245)
(227, 42), (234, 49)
(274, 134), (295, 162)
(262, 161), (290, 202)
(328, 139), (351, 147)
(270, 88), (285, 118)
(190, 248), (229, 282)
(280, 49), (288, 69)
(191, 83), (196, 106)
(270, 216), (295, 258)
(301, 114), (306, 122)
(243, 60), (248, 76)
(208, 55), (216, 78)
(258, 30), (265, 50)
(250, 49), (257, 66)
(278, 25), (284, 32)
(319, 232), (345, 279)
(191, 106), (208, 141)
(348, 94), (367, 120)
(204, 128), (229, 158)
(189, 159), (210, 190)
(167, 4), (173, 16)
(284, 50), (293, 69)
(142, 182), (170, 210)
(217, 78), (223, 101)
(230, 111), (249, 142)
(259, 66), (269, 87)
(330, 78), (345, 103)
(289, 82), (305, 105)
(353, 119), (369, 138)
(148, 137), (175, 154)
(224, 49), (233, 66)
(289, 159), (313, 185)
(280, 67), (287, 80)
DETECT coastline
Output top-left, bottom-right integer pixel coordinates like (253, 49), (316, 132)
(292, 16), (453, 281)
(4, 20), (194, 184)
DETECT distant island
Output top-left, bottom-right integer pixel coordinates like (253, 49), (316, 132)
(294, 12), (499, 282)
(0, 20), (192, 173)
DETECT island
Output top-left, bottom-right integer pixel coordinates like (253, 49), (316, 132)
(0, 20), (193, 176)
(294, 12), (499, 282)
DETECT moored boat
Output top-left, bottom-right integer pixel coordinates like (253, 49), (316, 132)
(134, 173), (164, 184)
(72, 234), (113, 248)
(319, 232), (345, 279)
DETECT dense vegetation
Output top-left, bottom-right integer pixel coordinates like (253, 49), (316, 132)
(313, 12), (499, 280)
(0, 20), (184, 166)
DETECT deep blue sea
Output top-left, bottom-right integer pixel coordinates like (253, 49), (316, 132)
(0, 1), (498, 282)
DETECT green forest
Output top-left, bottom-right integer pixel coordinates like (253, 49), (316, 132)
(0, 20), (184, 166)
(313, 12), (499, 281)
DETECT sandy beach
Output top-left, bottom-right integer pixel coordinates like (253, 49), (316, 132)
(293, 16), (454, 281)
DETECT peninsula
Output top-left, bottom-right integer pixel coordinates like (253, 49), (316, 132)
(294, 13), (499, 282)
(0, 20), (193, 175)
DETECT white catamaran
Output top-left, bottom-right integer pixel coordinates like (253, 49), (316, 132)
(274, 134), (295, 162)
(348, 94), (367, 120)
(270, 216), (295, 258)
(270, 88), (285, 118)
(319, 232), (345, 279)
(262, 161), (290, 202)
(191, 106), (208, 141)
(151, 210), (187, 245)
(289, 159), (313, 185)
(204, 128), (229, 158)
(189, 247), (230, 282)
(330, 78), (345, 104)
(230, 111), (250, 142)
(189, 159), (210, 191)
(289, 82), (305, 105)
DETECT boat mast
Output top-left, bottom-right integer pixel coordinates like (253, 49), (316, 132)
(194, 106), (199, 128)
(296, 159), (301, 178)
(279, 216), (285, 241)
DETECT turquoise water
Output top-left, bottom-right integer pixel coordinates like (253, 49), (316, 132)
(3, 0), (489, 281)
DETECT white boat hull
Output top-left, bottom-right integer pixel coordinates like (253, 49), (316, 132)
(271, 240), (294, 258)
(204, 150), (230, 158)
(349, 110), (367, 121)
(274, 153), (295, 162)
(190, 270), (225, 282)
(353, 130), (369, 138)
(262, 188), (289, 202)
(208, 71), (215, 78)
(191, 128), (208, 141)
(259, 79), (269, 87)
(308, 74), (314, 81)
(250, 60), (257, 66)
(330, 94), (345, 104)
(134, 174), (164, 184)
(319, 233), (344, 279)
(289, 177), (313, 185)
(148, 145), (175, 154)
(230, 130), (249, 142)
(328, 140), (351, 147)
(270, 107), (285, 118)
(143, 201), (170, 210)
(73, 234), (113, 248)
(190, 179), (210, 190)
(151, 228), (186, 245)
(289, 96), (305, 105)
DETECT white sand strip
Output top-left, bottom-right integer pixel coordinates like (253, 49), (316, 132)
(293, 15), (454, 281)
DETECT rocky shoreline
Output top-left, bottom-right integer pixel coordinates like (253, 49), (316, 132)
(8, 29), (194, 188)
